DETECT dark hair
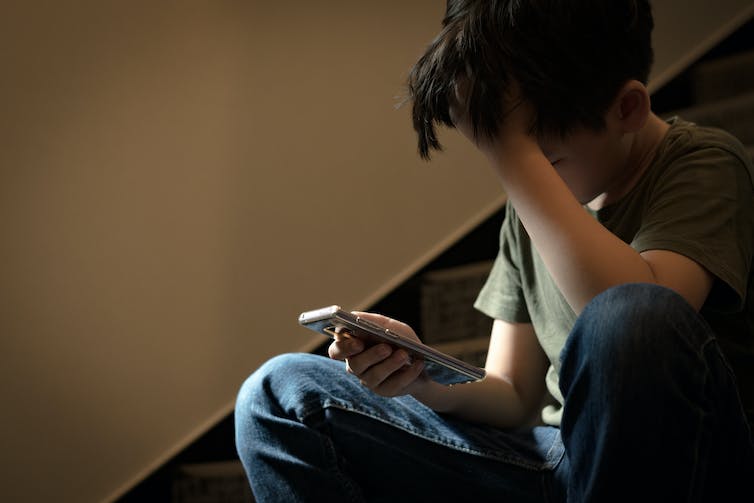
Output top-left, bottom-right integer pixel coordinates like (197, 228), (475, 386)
(407, 0), (654, 160)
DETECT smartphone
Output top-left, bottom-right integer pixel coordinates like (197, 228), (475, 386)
(298, 305), (486, 385)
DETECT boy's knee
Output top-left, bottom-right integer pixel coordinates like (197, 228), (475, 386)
(237, 354), (283, 405)
(564, 283), (699, 367)
(235, 353), (342, 422)
(586, 282), (693, 327)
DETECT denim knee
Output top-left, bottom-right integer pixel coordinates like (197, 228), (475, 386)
(560, 283), (714, 402)
(560, 283), (710, 384)
(236, 353), (294, 429)
(235, 353), (346, 426)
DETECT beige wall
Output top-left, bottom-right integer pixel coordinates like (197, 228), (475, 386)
(1, 1), (752, 502)
(0, 2), (499, 502)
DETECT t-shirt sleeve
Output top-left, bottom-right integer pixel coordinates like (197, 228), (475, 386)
(474, 202), (531, 322)
(631, 145), (754, 311)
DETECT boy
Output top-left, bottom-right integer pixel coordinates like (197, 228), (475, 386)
(235, 1), (754, 500)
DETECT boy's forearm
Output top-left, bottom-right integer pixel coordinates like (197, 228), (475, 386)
(492, 138), (655, 313)
(410, 375), (540, 429)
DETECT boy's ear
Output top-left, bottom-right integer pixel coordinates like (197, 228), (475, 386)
(612, 80), (650, 133)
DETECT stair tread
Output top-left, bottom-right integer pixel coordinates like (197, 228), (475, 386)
(666, 89), (754, 145)
(692, 49), (754, 103)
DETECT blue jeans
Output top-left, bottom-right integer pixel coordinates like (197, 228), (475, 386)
(235, 284), (754, 501)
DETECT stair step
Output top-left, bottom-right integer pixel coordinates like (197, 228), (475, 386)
(692, 49), (754, 103)
(667, 90), (754, 147)
(172, 461), (253, 503)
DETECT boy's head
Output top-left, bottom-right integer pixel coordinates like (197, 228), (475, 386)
(407, 0), (654, 160)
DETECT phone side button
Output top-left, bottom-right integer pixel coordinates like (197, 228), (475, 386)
(356, 317), (382, 331)
(385, 329), (400, 340)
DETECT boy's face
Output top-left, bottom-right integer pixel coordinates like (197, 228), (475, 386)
(539, 123), (632, 206)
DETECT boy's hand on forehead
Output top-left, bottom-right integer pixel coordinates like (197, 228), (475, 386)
(449, 80), (540, 166)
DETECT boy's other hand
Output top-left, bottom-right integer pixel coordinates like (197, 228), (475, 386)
(449, 80), (540, 166)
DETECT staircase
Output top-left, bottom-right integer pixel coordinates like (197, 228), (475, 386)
(653, 15), (754, 155)
(663, 49), (754, 157)
(120, 15), (754, 503)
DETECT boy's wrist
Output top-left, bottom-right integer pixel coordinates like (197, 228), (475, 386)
(410, 378), (457, 412)
(488, 133), (542, 169)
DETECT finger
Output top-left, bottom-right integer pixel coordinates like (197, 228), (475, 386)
(345, 343), (392, 375)
(375, 359), (426, 397)
(327, 337), (364, 360)
(358, 348), (412, 389)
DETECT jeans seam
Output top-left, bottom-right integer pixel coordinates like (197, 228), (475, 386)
(318, 422), (364, 503)
(309, 400), (558, 471)
(685, 338), (711, 503)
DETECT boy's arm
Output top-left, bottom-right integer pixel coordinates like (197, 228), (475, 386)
(492, 137), (712, 313)
(493, 139), (712, 312)
(331, 314), (550, 428)
(412, 319), (550, 429)
(452, 92), (713, 313)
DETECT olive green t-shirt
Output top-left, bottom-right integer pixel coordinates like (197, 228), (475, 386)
(474, 118), (754, 427)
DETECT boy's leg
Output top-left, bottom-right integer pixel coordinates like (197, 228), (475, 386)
(557, 283), (754, 501)
(235, 353), (564, 502)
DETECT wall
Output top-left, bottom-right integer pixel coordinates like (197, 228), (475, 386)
(0, 2), (497, 502)
(1, 1), (752, 502)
